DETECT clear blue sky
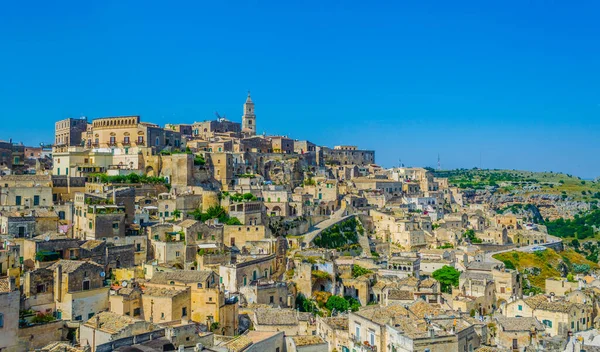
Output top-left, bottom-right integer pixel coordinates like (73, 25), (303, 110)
(1, 1), (599, 178)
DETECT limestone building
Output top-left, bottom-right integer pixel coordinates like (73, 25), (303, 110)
(55, 117), (88, 147)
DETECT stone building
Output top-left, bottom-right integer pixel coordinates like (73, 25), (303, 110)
(192, 118), (241, 140)
(219, 254), (277, 292)
(48, 259), (109, 321)
(141, 285), (190, 323)
(82, 115), (182, 151)
(0, 277), (19, 352)
(0, 174), (54, 208)
(316, 316), (349, 352)
(146, 270), (238, 335)
(239, 280), (293, 308)
(55, 117), (88, 147)
(79, 311), (156, 351)
(494, 316), (545, 351)
(318, 145), (375, 166)
(505, 295), (592, 336)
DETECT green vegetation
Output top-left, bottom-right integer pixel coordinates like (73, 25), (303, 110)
(313, 217), (360, 249)
(463, 229), (482, 244)
(194, 155), (206, 166)
(303, 178), (316, 186)
(351, 264), (373, 278)
(296, 293), (318, 314)
(31, 312), (56, 324)
(437, 243), (454, 249)
(312, 270), (332, 280)
(325, 295), (361, 313)
(189, 205), (239, 225)
(432, 265), (460, 293)
(89, 172), (168, 186)
(544, 209), (600, 240)
(432, 169), (600, 201)
(224, 192), (257, 202)
(492, 249), (597, 289)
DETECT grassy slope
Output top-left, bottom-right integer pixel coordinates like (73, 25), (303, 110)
(492, 248), (598, 289)
(435, 169), (600, 202)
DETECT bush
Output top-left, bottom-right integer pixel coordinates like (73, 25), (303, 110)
(351, 265), (373, 278)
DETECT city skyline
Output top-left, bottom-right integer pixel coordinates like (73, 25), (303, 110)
(1, 1), (599, 178)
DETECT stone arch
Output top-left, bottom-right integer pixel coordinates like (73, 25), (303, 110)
(146, 166), (155, 177)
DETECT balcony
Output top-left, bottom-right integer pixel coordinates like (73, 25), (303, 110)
(350, 335), (377, 352)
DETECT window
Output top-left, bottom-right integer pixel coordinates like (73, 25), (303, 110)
(83, 279), (90, 291)
(209, 297), (213, 302)
(89, 221), (93, 229)
(175, 251), (180, 257)
(270, 296), (274, 304)
(0, 313), (4, 328)
(88, 312), (95, 319)
(243, 276), (247, 286)
(197, 283), (203, 288)
(182, 307), (187, 316)
(355, 325), (360, 339)
(33, 195), (40, 206)
(15, 196), (21, 206)
(136, 243), (141, 252)
(518, 305), (522, 311)
(75, 315), (82, 321)
(161, 312), (165, 320)
(36, 283), (46, 293)
(124, 136), (130, 144)
(198, 233), (202, 240)
(542, 319), (553, 328)
(133, 308), (141, 316)
(112, 223), (119, 229)
(138, 136), (144, 144)
(154, 235), (159, 240)
(110, 136), (116, 144)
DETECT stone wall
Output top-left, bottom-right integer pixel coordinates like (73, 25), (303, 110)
(17, 320), (65, 351)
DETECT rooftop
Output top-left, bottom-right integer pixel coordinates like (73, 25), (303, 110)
(150, 270), (213, 285)
(292, 335), (325, 346)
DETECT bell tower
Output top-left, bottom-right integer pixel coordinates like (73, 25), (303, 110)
(242, 91), (256, 136)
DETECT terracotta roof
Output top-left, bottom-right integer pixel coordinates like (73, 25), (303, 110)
(47, 260), (103, 273)
(321, 316), (348, 330)
(495, 316), (545, 332)
(142, 286), (188, 298)
(292, 336), (325, 346)
(177, 219), (198, 228)
(354, 304), (409, 325)
(387, 289), (413, 300)
(84, 311), (141, 334)
(81, 240), (104, 250)
(254, 308), (298, 326)
(225, 335), (253, 352)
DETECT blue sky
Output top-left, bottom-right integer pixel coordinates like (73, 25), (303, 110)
(1, 1), (599, 178)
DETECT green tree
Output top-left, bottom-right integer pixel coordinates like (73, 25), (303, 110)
(225, 217), (242, 225)
(432, 265), (460, 293)
(325, 295), (349, 312)
(172, 209), (181, 219)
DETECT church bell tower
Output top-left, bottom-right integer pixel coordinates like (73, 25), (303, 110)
(242, 91), (256, 136)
